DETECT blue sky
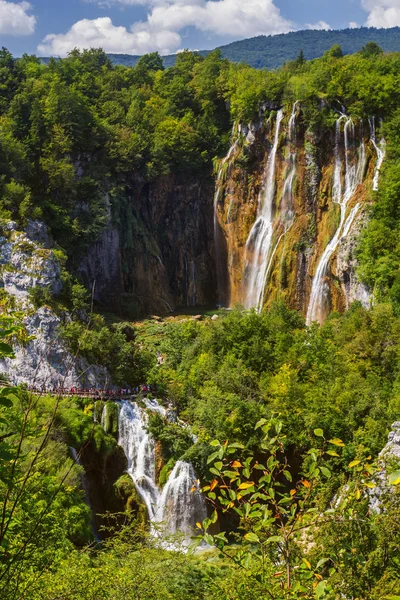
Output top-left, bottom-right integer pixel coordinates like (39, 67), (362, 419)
(0, 0), (396, 57)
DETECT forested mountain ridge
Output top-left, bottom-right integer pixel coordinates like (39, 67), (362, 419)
(0, 42), (399, 599)
(103, 26), (400, 70)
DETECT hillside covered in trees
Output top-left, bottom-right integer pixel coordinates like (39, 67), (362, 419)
(103, 26), (400, 70)
(0, 40), (399, 599)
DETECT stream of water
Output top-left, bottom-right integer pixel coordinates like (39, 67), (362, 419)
(117, 399), (207, 548)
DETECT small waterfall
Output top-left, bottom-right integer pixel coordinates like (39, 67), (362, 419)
(156, 461), (207, 536)
(369, 117), (386, 191)
(243, 109), (284, 311)
(306, 117), (366, 325)
(117, 400), (206, 545)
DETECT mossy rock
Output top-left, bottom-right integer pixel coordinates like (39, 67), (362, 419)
(114, 474), (148, 525)
(158, 458), (176, 488)
(102, 401), (120, 437)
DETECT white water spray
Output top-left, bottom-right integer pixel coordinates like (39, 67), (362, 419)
(306, 117), (366, 325)
(369, 117), (386, 191)
(282, 102), (299, 223)
(243, 109), (284, 311)
(117, 400), (206, 545)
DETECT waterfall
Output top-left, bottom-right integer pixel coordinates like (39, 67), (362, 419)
(282, 101), (298, 224)
(369, 117), (386, 191)
(306, 117), (366, 326)
(157, 461), (207, 536)
(214, 130), (239, 305)
(243, 109), (284, 311)
(117, 400), (206, 546)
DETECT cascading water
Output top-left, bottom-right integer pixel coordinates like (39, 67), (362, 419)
(282, 102), (298, 222)
(117, 400), (206, 546)
(157, 461), (207, 536)
(243, 110), (284, 311)
(369, 117), (386, 191)
(306, 116), (366, 325)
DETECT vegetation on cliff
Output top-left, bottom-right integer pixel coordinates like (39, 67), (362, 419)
(1, 43), (400, 599)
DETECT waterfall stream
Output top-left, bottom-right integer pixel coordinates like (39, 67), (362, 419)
(243, 109), (284, 311)
(117, 399), (206, 547)
(282, 102), (298, 223)
(369, 117), (386, 191)
(306, 116), (366, 325)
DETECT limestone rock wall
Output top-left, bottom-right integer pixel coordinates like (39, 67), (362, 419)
(214, 107), (378, 320)
(0, 221), (110, 389)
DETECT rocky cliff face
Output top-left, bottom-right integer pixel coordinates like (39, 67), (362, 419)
(74, 104), (381, 323)
(0, 221), (109, 389)
(214, 106), (382, 321)
(78, 174), (217, 317)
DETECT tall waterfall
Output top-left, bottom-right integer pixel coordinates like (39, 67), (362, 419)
(369, 117), (386, 191)
(282, 102), (298, 225)
(117, 400), (206, 545)
(306, 116), (366, 325)
(243, 110), (284, 311)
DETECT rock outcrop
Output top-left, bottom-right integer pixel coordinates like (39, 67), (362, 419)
(0, 221), (110, 389)
(335, 209), (372, 310)
(369, 422), (400, 513)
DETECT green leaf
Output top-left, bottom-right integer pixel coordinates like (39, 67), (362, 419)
(315, 580), (328, 599)
(210, 440), (220, 447)
(314, 428), (324, 437)
(326, 450), (340, 457)
(210, 510), (218, 524)
(388, 470), (400, 486)
(207, 451), (220, 464)
(255, 419), (268, 430)
(320, 466), (331, 478)
(244, 532), (259, 543)
(209, 467), (221, 476)
(283, 469), (292, 482)
(267, 535), (283, 543)
(348, 460), (361, 468)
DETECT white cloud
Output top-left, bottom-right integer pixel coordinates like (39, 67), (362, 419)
(362, 0), (400, 27)
(306, 20), (331, 31)
(37, 17), (181, 56)
(147, 0), (292, 38)
(39, 0), (291, 56)
(0, 0), (36, 35)
(348, 21), (360, 28)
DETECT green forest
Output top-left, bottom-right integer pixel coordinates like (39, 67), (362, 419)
(103, 27), (400, 70)
(0, 41), (399, 599)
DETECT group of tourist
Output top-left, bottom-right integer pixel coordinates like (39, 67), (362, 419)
(24, 384), (157, 397)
